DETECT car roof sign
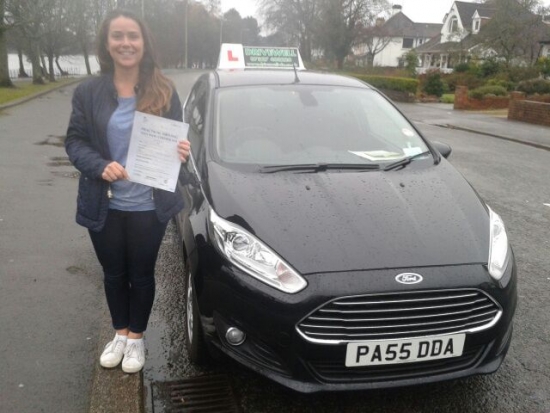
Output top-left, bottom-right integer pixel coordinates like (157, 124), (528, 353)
(218, 44), (306, 71)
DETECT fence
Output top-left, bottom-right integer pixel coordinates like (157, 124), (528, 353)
(9, 66), (85, 79)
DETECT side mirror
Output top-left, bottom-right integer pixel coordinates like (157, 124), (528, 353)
(431, 141), (452, 159)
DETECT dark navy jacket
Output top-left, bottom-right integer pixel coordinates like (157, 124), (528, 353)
(65, 74), (185, 232)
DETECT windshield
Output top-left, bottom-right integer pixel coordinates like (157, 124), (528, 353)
(214, 85), (429, 166)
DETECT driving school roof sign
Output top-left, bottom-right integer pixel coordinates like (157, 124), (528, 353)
(218, 44), (305, 70)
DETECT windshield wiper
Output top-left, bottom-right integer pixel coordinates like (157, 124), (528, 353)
(383, 151), (432, 171)
(260, 163), (380, 173)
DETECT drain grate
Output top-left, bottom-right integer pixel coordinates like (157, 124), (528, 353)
(152, 374), (240, 413)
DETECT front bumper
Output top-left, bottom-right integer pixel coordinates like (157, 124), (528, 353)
(192, 250), (517, 393)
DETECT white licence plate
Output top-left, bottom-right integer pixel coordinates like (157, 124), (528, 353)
(345, 334), (465, 367)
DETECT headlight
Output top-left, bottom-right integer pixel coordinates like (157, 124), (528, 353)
(208, 208), (307, 294)
(488, 206), (510, 281)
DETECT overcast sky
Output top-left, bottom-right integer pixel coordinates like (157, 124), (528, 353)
(221, 0), (550, 24)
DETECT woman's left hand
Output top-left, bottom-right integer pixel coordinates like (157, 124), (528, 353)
(178, 140), (191, 163)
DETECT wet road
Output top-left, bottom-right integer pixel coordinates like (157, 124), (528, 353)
(144, 72), (550, 412)
(0, 83), (103, 412)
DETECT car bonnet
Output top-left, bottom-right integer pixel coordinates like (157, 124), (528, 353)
(205, 160), (490, 275)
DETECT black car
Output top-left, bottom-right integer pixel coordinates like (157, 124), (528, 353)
(174, 55), (517, 393)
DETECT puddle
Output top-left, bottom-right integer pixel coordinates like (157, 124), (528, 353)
(66, 266), (85, 275)
(51, 171), (80, 179)
(47, 155), (72, 167)
(36, 134), (66, 147)
(45, 155), (79, 178)
(37, 178), (54, 187)
(48, 160), (72, 167)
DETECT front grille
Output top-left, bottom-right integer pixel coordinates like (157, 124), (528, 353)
(297, 289), (501, 343)
(307, 345), (485, 383)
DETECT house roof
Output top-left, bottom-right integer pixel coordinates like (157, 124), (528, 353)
(455, 1), (496, 28)
(415, 33), (479, 54)
(382, 12), (442, 38)
(414, 1), (498, 54)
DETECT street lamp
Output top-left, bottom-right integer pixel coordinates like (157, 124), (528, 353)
(184, 0), (188, 68)
(220, 0), (224, 45)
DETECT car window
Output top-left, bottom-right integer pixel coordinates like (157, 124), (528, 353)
(214, 85), (428, 166)
(186, 80), (208, 168)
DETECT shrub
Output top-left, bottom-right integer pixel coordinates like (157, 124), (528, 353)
(516, 78), (550, 95)
(536, 57), (550, 79)
(445, 72), (484, 91)
(453, 62), (471, 73)
(401, 50), (419, 77)
(479, 59), (501, 78)
(350, 74), (419, 94)
(486, 78), (515, 91)
(468, 85), (508, 99)
(506, 66), (540, 83)
(422, 71), (446, 97)
(440, 94), (455, 104)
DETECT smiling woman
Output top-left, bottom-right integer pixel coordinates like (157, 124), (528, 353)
(65, 9), (191, 377)
(105, 17), (145, 73)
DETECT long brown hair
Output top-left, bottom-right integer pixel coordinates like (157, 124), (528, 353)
(97, 9), (173, 116)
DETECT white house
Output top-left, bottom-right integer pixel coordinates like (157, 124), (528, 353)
(415, 0), (550, 72)
(353, 5), (442, 67)
(415, 1), (497, 73)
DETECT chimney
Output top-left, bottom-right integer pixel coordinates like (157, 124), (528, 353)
(392, 5), (403, 16)
(376, 17), (386, 26)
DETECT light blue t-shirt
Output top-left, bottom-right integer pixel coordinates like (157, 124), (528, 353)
(106, 96), (155, 211)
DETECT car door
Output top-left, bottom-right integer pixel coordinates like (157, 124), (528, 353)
(176, 76), (210, 258)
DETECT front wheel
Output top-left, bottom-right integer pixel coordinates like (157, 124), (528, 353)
(184, 264), (208, 364)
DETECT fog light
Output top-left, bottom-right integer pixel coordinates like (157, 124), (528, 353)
(225, 327), (246, 346)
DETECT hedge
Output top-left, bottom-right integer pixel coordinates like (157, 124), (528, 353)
(516, 79), (550, 95)
(468, 85), (508, 99)
(348, 74), (419, 94)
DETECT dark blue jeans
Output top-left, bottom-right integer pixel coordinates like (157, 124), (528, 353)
(89, 209), (168, 333)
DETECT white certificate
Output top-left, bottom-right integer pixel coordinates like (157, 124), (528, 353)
(126, 111), (189, 192)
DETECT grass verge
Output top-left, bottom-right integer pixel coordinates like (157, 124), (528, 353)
(440, 94), (455, 104)
(0, 78), (78, 105)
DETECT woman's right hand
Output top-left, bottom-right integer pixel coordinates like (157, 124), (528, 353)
(102, 162), (129, 182)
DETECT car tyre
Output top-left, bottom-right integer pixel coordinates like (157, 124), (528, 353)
(184, 264), (208, 364)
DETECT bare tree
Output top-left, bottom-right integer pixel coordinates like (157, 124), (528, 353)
(0, 0), (14, 87)
(357, 18), (392, 68)
(242, 16), (261, 45)
(258, 0), (320, 62)
(7, 0), (60, 84)
(317, 0), (388, 69)
(478, 0), (547, 66)
(40, 0), (76, 81)
(187, 1), (219, 68)
(222, 9), (243, 43)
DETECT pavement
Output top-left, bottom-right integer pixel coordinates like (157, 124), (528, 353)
(0, 78), (102, 413)
(2, 84), (549, 413)
(397, 102), (550, 150)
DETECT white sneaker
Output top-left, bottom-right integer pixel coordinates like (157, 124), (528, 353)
(100, 335), (127, 368)
(122, 340), (145, 373)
